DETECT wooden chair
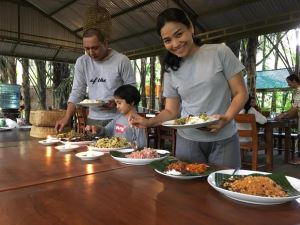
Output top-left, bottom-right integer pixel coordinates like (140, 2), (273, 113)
(234, 114), (259, 170)
(157, 125), (177, 156)
(138, 113), (158, 148)
(75, 107), (88, 133)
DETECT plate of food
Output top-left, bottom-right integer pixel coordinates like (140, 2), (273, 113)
(18, 125), (32, 130)
(38, 138), (61, 146)
(161, 113), (219, 129)
(89, 137), (131, 152)
(57, 130), (96, 145)
(150, 157), (213, 179)
(110, 148), (170, 165)
(207, 169), (300, 205)
(77, 99), (106, 107)
(76, 151), (104, 161)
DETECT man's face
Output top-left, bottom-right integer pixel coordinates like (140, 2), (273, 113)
(83, 35), (108, 61)
(287, 79), (297, 88)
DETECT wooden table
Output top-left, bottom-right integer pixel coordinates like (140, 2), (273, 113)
(262, 119), (291, 171)
(0, 130), (299, 225)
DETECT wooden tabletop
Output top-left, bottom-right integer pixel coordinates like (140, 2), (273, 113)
(0, 129), (299, 225)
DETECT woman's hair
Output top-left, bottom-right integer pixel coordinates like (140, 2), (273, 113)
(286, 73), (300, 84)
(156, 8), (201, 72)
(243, 94), (253, 114)
(114, 85), (141, 106)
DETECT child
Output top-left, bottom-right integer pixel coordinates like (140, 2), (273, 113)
(94, 85), (147, 148)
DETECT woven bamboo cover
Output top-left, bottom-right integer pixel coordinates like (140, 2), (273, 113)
(83, 5), (112, 40)
(30, 110), (66, 127)
(30, 125), (57, 138)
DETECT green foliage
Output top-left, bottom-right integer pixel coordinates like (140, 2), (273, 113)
(257, 90), (293, 112)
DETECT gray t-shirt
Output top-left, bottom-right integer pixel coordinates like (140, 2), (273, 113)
(163, 44), (245, 142)
(99, 114), (147, 148)
(68, 50), (136, 120)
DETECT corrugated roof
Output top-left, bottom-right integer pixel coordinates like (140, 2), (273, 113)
(0, 0), (300, 62)
(246, 69), (290, 89)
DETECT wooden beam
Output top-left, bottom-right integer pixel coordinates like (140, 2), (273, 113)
(172, 0), (206, 32)
(73, 0), (158, 34)
(49, 0), (78, 16)
(196, 0), (264, 18)
(22, 0), (82, 40)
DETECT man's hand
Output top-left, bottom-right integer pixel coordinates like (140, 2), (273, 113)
(85, 125), (99, 134)
(100, 99), (116, 111)
(55, 116), (70, 132)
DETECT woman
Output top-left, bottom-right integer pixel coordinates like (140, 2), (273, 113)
(240, 95), (267, 124)
(130, 8), (248, 168)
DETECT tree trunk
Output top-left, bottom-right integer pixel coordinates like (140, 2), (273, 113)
(140, 58), (147, 111)
(296, 28), (300, 76)
(6, 57), (17, 84)
(53, 62), (70, 109)
(245, 37), (258, 96)
(274, 33), (280, 69)
(35, 60), (47, 109)
(0, 56), (9, 83)
(262, 36), (267, 70)
(149, 57), (156, 111)
(20, 59), (31, 123)
(158, 54), (165, 111)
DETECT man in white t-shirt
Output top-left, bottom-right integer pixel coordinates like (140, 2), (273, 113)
(55, 28), (136, 132)
(276, 73), (300, 120)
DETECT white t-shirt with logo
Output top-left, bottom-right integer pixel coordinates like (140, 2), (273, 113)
(68, 50), (136, 120)
(99, 114), (147, 148)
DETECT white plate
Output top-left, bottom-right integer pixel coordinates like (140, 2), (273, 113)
(76, 151), (104, 161)
(61, 140), (95, 146)
(111, 149), (170, 165)
(0, 127), (12, 131)
(207, 169), (300, 205)
(88, 146), (131, 153)
(154, 169), (209, 180)
(77, 100), (106, 107)
(39, 139), (61, 146)
(18, 125), (32, 130)
(162, 118), (219, 129)
(55, 145), (79, 152)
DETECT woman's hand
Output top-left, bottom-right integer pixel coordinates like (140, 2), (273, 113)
(128, 113), (149, 128)
(202, 114), (229, 133)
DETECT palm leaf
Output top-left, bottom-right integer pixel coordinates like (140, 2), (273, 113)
(215, 172), (300, 196)
(150, 157), (216, 176)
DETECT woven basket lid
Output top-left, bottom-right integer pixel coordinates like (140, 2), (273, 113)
(83, 3), (112, 40)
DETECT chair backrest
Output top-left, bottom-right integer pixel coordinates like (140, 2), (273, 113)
(75, 107), (88, 133)
(234, 113), (258, 170)
(235, 114), (258, 144)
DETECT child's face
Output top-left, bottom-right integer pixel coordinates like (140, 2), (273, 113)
(114, 97), (132, 114)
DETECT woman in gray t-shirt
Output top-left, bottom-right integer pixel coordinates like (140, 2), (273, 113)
(130, 8), (248, 169)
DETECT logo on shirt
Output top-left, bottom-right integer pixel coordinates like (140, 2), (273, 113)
(90, 77), (106, 84)
(115, 123), (125, 134)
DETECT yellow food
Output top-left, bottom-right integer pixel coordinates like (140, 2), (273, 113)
(223, 176), (288, 197)
(94, 137), (130, 148)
